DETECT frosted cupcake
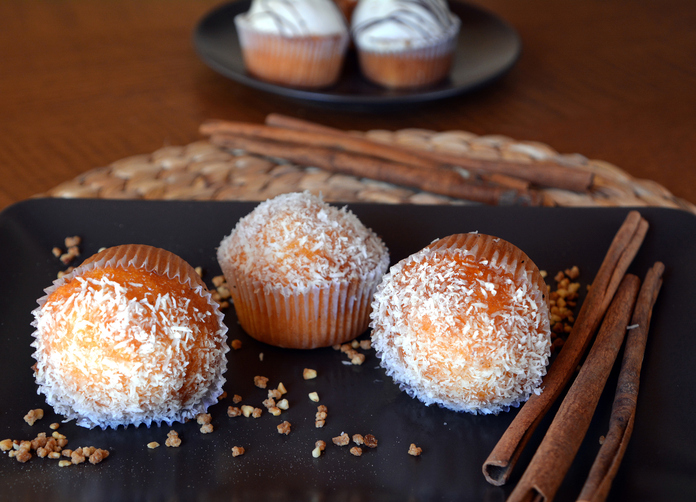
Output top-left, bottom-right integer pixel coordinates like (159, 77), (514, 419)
(351, 0), (460, 89)
(217, 192), (389, 349)
(31, 245), (229, 429)
(235, 0), (350, 88)
(370, 233), (551, 414)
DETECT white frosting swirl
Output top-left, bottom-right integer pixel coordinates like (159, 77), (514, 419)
(351, 0), (460, 51)
(237, 0), (348, 37)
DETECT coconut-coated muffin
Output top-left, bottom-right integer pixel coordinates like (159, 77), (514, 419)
(217, 192), (389, 349)
(370, 233), (551, 414)
(31, 244), (229, 429)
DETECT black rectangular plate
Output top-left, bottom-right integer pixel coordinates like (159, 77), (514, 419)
(1, 199), (695, 502)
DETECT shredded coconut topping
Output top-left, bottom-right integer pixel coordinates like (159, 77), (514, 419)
(31, 246), (228, 429)
(217, 192), (389, 294)
(370, 234), (551, 415)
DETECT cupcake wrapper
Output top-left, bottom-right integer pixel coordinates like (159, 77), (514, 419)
(235, 17), (349, 88)
(31, 244), (229, 429)
(428, 233), (549, 306)
(356, 28), (459, 89)
(223, 262), (382, 349)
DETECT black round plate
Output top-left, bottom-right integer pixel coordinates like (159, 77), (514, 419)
(193, 0), (521, 106)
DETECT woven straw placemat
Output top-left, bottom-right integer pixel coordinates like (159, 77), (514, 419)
(43, 127), (696, 213)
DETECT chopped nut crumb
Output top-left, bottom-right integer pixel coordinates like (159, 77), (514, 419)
(350, 446), (363, 457)
(89, 449), (109, 464)
(315, 420), (325, 428)
(49, 423), (60, 430)
(263, 398), (276, 409)
(196, 413), (212, 425)
(231, 446), (245, 457)
(277, 421), (291, 435)
(241, 405), (255, 417)
(233, 394), (243, 404)
(268, 389), (281, 400)
(254, 375), (269, 388)
(352, 434), (364, 446)
(351, 340), (360, 349)
(408, 444), (423, 456)
(277, 382), (287, 394)
(332, 433), (350, 446)
(277, 399), (289, 410)
(303, 368), (317, 380)
(599, 435), (605, 445)
(269, 407), (282, 416)
(64, 236), (81, 248)
(147, 442), (160, 449)
(165, 431), (181, 448)
(231, 339), (242, 350)
(227, 406), (242, 417)
(364, 434), (378, 448)
(218, 391), (227, 401)
(315, 440), (326, 451)
(351, 353), (366, 365)
(52, 247), (62, 258)
(194, 266), (204, 277)
(15, 450), (32, 463)
(312, 445), (323, 458)
(23, 408), (44, 426)
(58, 460), (72, 467)
(308, 392), (320, 402)
(0, 439), (13, 452)
(359, 340), (371, 350)
(259, 352), (264, 361)
(251, 408), (263, 419)
(71, 450), (86, 464)
(48, 451), (61, 459)
(212, 275), (226, 288)
(200, 424), (214, 434)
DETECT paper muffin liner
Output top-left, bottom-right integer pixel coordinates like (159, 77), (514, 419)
(370, 233), (551, 415)
(235, 17), (349, 89)
(355, 27), (459, 89)
(220, 259), (384, 349)
(31, 244), (229, 429)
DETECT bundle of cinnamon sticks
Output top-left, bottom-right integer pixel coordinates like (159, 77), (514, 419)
(199, 114), (596, 206)
(481, 210), (664, 502)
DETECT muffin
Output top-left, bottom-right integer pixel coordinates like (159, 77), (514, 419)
(31, 245), (229, 429)
(235, 0), (350, 88)
(351, 0), (460, 89)
(217, 192), (389, 349)
(370, 233), (551, 414)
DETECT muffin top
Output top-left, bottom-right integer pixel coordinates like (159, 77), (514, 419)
(370, 233), (551, 414)
(218, 192), (389, 292)
(237, 0), (348, 36)
(351, 0), (460, 51)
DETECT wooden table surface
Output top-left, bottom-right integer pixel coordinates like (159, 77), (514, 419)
(1, 0), (695, 212)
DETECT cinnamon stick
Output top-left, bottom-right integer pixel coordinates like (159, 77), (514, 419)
(263, 113), (595, 192)
(507, 274), (641, 502)
(208, 133), (540, 206)
(577, 261), (664, 502)
(201, 119), (442, 172)
(483, 211), (649, 486)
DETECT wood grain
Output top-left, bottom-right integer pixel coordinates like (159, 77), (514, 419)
(1, 0), (695, 211)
